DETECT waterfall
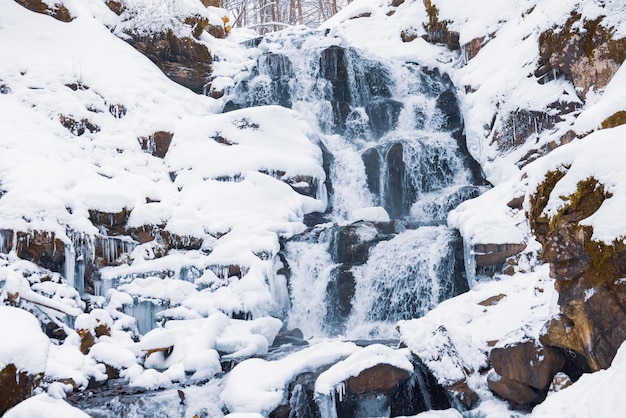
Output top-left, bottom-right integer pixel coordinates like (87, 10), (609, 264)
(346, 226), (460, 338)
(225, 29), (482, 338)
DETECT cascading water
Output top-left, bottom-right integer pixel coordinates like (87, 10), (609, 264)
(222, 29), (484, 338)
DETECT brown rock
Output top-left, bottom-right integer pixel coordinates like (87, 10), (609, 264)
(0, 364), (44, 414)
(421, 0), (460, 50)
(59, 114), (100, 136)
(446, 379), (478, 409)
(346, 364), (411, 395)
(537, 13), (626, 98)
(530, 172), (626, 371)
(14, 0), (73, 22)
(490, 339), (565, 390)
(104, 0), (125, 15)
(138, 131), (173, 158)
(159, 230), (203, 251)
(473, 243), (526, 267)
(15, 230), (66, 273)
(601, 110), (626, 130)
(487, 370), (545, 408)
(478, 293), (506, 307)
(462, 37), (487, 61)
(124, 31), (213, 94)
(78, 328), (95, 354)
(89, 208), (131, 236)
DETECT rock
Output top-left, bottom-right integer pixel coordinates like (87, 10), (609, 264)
(347, 363), (411, 395)
(104, 0), (125, 15)
(537, 12), (626, 98)
(15, 231), (66, 273)
(124, 31), (212, 94)
(421, 0), (460, 50)
(14, 0), (73, 22)
(138, 131), (173, 158)
(490, 339), (565, 391)
(478, 294), (506, 307)
(0, 307), (49, 414)
(89, 208), (131, 236)
(487, 370), (545, 409)
(530, 172), (626, 371)
(601, 110), (626, 130)
(462, 37), (487, 61)
(473, 243), (527, 268)
(446, 379), (478, 409)
(59, 115), (100, 136)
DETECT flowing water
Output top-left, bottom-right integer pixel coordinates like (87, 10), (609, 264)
(224, 29), (482, 338)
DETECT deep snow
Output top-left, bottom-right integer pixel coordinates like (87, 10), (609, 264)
(1, 0), (626, 416)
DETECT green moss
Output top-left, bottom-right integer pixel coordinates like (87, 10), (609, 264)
(541, 12), (626, 61)
(528, 168), (567, 237)
(585, 237), (626, 285)
(549, 177), (609, 231)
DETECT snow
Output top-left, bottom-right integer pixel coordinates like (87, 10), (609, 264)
(221, 341), (359, 414)
(532, 341), (626, 418)
(0, 306), (50, 374)
(3, 393), (90, 418)
(399, 265), (554, 388)
(1, 0), (626, 416)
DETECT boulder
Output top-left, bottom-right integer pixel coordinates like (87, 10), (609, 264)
(490, 339), (565, 391)
(537, 12), (626, 98)
(487, 370), (545, 408)
(0, 307), (49, 414)
(473, 243), (527, 268)
(15, 231), (66, 273)
(529, 172), (626, 371)
(124, 31), (213, 94)
(89, 208), (131, 236)
(138, 131), (173, 158)
(14, 0), (73, 22)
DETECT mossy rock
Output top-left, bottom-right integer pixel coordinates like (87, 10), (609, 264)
(0, 364), (44, 414)
(601, 111), (626, 130)
(537, 12), (626, 97)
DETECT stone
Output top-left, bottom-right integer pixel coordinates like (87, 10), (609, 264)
(15, 230), (65, 273)
(104, 0), (125, 15)
(59, 115), (100, 136)
(421, 0), (460, 50)
(478, 293), (506, 307)
(530, 172), (626, 371)
(14, 0), (73, 22)
(490, 339), (565, 391)
(138, 131), (173, 158)
(462, 37), (487, 61)
(346, 364), (411, 395)
(537, 13), (626, 98)
(487, 370), (545, 408)
(124, 31), (213, 94)
(89, 208), (131, 236)
(473, 243), (527, 268)
(601, 110), (626, 130)
(446, 379), (478, 409)
(0, 364), (44, 414)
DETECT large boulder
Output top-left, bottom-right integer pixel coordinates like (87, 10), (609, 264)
(537, 12), (626, 99)
(487, 338), (565, 409)
(124, 31), (213, 94)
(0, 307), (50, 414)
(529, 172), (626, 371)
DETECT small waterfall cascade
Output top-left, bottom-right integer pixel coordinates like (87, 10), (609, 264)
(223, 29), (484, 338)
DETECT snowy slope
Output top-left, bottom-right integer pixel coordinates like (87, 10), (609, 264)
(2, 0), (626, 416)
